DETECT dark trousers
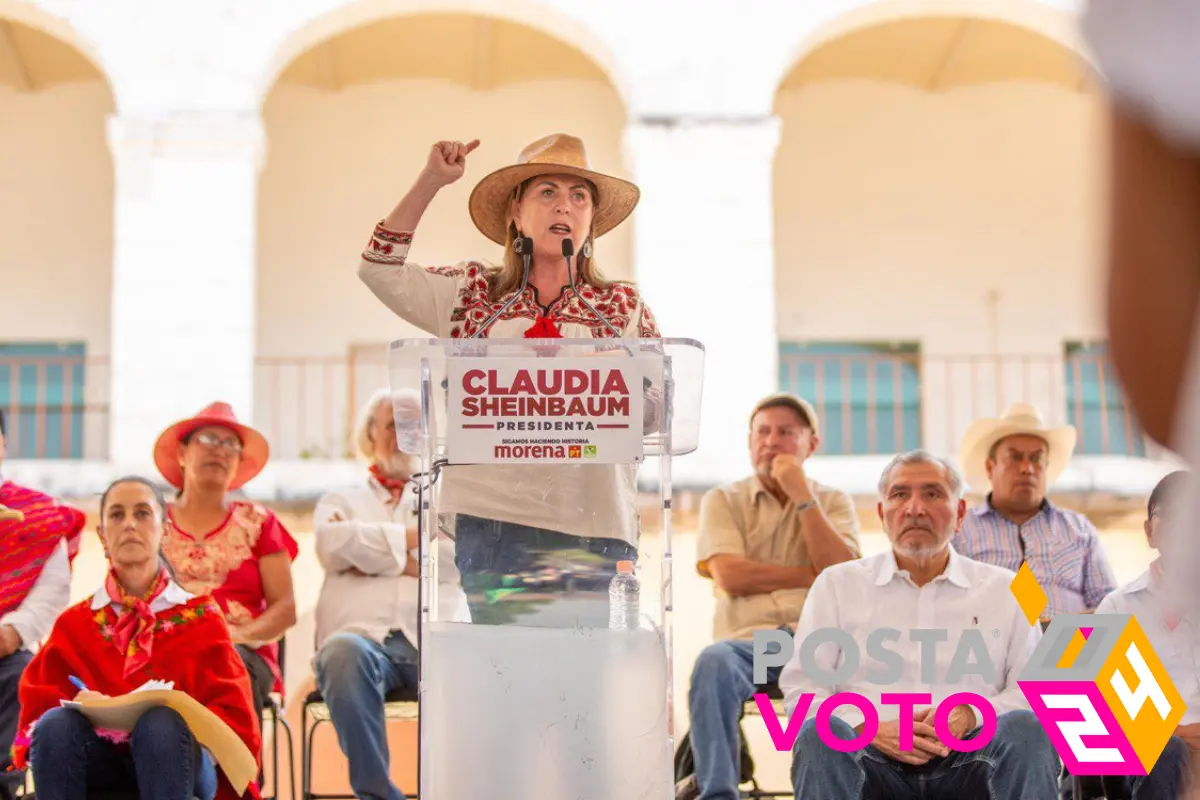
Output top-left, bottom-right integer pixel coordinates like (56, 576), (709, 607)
(0, 649), (32, 800)
(30, 706), (217, 800)
(236, 643), (276, 720)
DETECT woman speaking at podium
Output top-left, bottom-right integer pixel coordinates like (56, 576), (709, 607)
(357, 134), (660, 626)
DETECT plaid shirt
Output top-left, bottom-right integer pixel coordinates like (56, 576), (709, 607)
(952, 496), (1117, 616)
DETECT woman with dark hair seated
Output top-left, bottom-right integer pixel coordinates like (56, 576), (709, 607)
(12, 476), (262, 800)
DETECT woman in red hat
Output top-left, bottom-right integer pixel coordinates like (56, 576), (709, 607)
(154, 402), (299, 719)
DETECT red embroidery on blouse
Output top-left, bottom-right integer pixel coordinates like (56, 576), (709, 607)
(361, 224), (662, 339)
(441, 261), (654, 339)
(363, 225), (412, 264)
(161, 502), (270, 626)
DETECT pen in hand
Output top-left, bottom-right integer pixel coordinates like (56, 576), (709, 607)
(68, 675), (88, 692)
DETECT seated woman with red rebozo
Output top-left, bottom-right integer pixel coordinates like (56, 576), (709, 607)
(12, 476), (261, 800)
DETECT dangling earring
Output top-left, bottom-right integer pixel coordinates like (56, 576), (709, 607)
(581, 239), (593, 259)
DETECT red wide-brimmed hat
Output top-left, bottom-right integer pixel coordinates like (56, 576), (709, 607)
(153, 402), (269, 490)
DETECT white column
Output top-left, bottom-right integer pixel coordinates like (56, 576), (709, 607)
(107, 111), (264, 472)
(623, 118), (782, 485)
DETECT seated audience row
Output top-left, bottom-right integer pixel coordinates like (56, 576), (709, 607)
(1, 388), (1189, 800)
(678, 393), (1180, 800)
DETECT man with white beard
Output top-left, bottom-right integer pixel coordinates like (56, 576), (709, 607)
(311, 389), (469, 800)
(781, 450), (1057, 800)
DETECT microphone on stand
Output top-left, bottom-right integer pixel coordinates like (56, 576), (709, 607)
(562, 238), (621, 338)
(562, 238), (662, 433)
(473, 235), (534, 338)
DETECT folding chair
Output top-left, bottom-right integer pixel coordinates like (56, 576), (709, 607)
(300, 683), (418, 800)
(261, 636), (296, 800)
(673, 681), (790, 800)
(738, 682), (792, 799)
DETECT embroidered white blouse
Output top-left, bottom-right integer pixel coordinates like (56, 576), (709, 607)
(357, 223), (661, 546)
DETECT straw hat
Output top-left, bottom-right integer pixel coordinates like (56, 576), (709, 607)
(153, 402), (269, 490)
(468, 133), (640, 246)
(958, 403), (1076, 493)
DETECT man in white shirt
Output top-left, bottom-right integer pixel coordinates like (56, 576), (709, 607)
(781, 449), (1058, 799)
(0, 407), (85, 800)
(312, 390), (468, 800)
(1094, 470), (1195, 799)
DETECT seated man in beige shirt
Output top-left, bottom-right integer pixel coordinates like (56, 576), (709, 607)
(680, 393), (861, 800)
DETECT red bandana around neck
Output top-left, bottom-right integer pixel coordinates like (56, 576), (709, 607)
(524, 316), (562, 338)
(104, 567), (170, 678)
(369, 464), (408, 502)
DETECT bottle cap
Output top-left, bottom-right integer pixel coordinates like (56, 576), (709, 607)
(617, 560), (634, 574)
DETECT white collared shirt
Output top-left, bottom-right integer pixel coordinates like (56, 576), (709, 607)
(779, 546), (1041, 729)
(2, 540), (70, 648)
(313, 478), (470, 651)
(1096, 570), (1200, 726)
(89, 577), (195, 613)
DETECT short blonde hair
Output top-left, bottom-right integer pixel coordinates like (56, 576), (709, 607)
(353, 388), (421, 463)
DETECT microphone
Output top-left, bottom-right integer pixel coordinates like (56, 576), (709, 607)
(563, 237), (621, 338)
(472, 235), (534, 338)
(562, 238), (663, 436)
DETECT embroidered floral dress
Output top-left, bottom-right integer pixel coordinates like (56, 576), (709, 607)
(162, 502), (299, 694)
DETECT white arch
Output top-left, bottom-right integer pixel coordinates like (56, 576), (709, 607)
(258, 0), (629, 109)
(774, 0), (1093, 93)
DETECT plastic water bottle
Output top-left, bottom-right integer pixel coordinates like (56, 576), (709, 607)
(608, 560), (640, 629)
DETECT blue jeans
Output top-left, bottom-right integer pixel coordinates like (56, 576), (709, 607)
(314, 630), (418, 800)
(687, 636), (784, 800)
(453, 514), (637, 627)
(1125, 734), (1189, 799)
(30, 705), (217, 800)
(0, 649), (32, 800)
(791, 710), (1059, 799)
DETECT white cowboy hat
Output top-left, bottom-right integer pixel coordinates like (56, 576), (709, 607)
(468, 133), (639, 246)
(958, 403), (1077, 494)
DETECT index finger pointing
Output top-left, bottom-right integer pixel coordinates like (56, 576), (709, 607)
(464, 139), (481, 154)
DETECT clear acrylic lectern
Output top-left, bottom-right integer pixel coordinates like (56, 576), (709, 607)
(387, 336), (704, 800)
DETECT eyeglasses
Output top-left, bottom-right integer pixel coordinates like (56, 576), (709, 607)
(192, 432), (242, 454)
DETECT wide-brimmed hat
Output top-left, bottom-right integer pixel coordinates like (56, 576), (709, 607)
(153, 402), (269, 490)
(468, 133), (640, 246)
(958, 403), (1076, 493)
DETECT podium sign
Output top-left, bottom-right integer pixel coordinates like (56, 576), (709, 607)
(445, 355), (647, 464)
(388, 336), (706, 800)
